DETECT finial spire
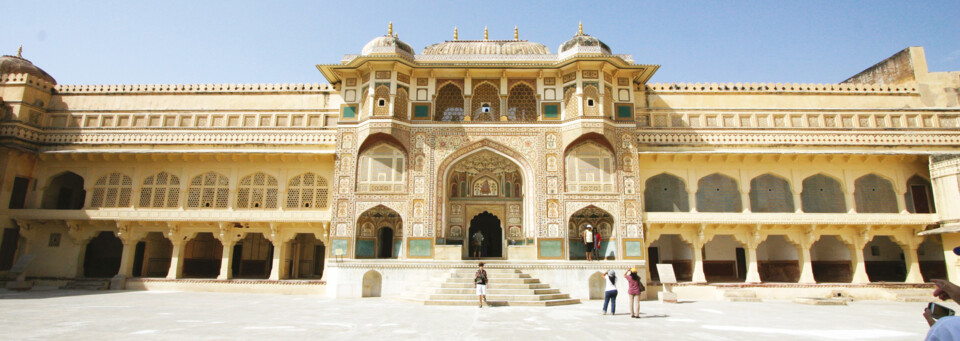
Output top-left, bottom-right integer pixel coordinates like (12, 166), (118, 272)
(454, 26), (458, 40)
(17, 45), (22, 58)
(514, 26), (519, 40)
(484, 26), (488, 40)
(388, 22), (393, 36)
(578, 21), (583, 36)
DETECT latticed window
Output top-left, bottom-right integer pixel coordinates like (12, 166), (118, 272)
(186, 171), (230, 208)
(286, 172), (329, 209)
(565, 143), (615, 192)
(373, 85), (390, 116)
(471, 83), (500, 121)
(394, 87), (409, 118)
(236, 172), (278, 209)
(90, 172), (133, 208)
(358, 144), (406, 192)
(139, 171), (181, 208)
(435, 83), (464, 121)
(507, 83), (537, 121)
(582, 84), (600, 116)
(564, 86), (578, 118)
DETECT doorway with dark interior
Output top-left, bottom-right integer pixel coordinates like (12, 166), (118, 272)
(468, 212), (502, 258)
(377, 227), (394, 258)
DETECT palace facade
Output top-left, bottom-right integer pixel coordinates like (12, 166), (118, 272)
(2, 24), (960, 301)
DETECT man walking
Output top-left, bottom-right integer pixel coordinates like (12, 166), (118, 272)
(472, 230), (485, 259)
(475, 262), (488, 308)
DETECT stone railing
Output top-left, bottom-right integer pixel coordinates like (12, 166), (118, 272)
(8, 208), (331, 223)
(43, 111), (339, 129)
(644, 212), (939, 225)
(637, 110), (960, 129)
(645, 82), (917, 94)
(54, 82), (334, 94)
(0, 123), (337, 146)
(0, 72), (57, 90)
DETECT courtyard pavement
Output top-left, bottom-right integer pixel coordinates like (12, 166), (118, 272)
(0, 288), (948, 340)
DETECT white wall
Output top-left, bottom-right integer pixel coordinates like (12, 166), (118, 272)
(810, 235), (851, 261)
(704, 235), (739, 261)
(757, 235), (799, 260)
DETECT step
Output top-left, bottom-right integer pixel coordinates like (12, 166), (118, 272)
(447, 278), (539, 284)
(450, 269), (520, 274)
(727, 297), (762, 302)
(425, 288), (561, 295)
(62, 280), (110, 290)
(794, 297), (847, 306)
(447, 272), (531, 279)
(423, 293), (571, 301)
(419, 298), (581, 307)
(439, 282), (550, 289)
(721, 290), (758, 298)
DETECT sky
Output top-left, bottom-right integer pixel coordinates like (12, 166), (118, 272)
(1, 0), (958, 85)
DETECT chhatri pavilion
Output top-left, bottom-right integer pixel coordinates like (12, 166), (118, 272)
(2, 23), (960, 303)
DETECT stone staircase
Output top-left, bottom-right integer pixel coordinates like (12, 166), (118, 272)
(719, 289), (761, 302)
(62, 278), (110, 290)
(402, 268), (580, 306)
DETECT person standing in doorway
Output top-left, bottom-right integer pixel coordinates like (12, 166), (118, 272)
(583, 225), (594, 261)
(475, 262), (488, 308)
(472, 230), (485, 259)
(602, 269), (618, 315)
(592, 227), (602, 261)
(624, 268), (645, 318)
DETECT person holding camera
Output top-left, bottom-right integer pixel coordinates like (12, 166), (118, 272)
(925, 279), (960, 340)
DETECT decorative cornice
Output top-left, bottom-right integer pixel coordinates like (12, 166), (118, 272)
(1, 124), (337, 146)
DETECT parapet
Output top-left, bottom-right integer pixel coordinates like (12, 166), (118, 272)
(645, 82), (917, 94)
(53, 82), (335, 94)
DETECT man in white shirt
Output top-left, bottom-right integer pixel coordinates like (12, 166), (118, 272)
(583, 225), (594, 261)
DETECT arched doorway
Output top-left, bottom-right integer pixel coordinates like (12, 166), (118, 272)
(356, 205), (402, 259)
(83, 231), (123, 278)
(377, 227), (394, 258)
(468, 212), (502, 258)
(648, 234), (694, 282)
(42, 172), (86, 209)
(811, 235), (852, 283)
(863, 235), (906, 282)
(568, 206), (615, 260)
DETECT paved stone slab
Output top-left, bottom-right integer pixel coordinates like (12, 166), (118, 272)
(0, 289), (946, 340)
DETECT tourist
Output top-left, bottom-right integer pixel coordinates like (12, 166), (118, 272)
(472, 230), (485, 259)
(602, 269), (618, 315)
(583, 225), (594, 261)
(924, 278), (960, 340)
(475, 262), (488, 308)
(624, 268), (645, 318)
(592, 227), (602, 260)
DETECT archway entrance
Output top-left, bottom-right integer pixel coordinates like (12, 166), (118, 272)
(568, 206), (615, 260)
(355, 205), (402, 259)
(83, 231), (123, 278)
(377, 227), (394, 258)
(443, 149), (524, 259)
(468, 212), (502, 258)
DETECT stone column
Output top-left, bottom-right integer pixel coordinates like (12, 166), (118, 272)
(797, 243), (816, 284)
(793, 192), (803, 213)
(217, 239), (236, 280)
(269, 240), (288, 280)
(844, 190), (857, 213)
(114, 223), (142, 279)
(166, 240), (186, 279)
(742, 226), (762, 283)
(896, 189), (909, 214)
(216, 224), (241, 280)
(687, 189), (698, 213)
(691, 241), (707, 283)
(849, 228), (871, 284)
(897, 231), (925, 284)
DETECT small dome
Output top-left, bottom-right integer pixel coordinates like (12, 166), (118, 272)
(0, 54), (56, 84)
(422, 40), (550, 55)
(361, 35), (415, 56)
(559, 34), (611, 55)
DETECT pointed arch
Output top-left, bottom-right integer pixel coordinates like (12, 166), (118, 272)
(854, 173), (898, 213)
(696, 173), (741, 212)
(507, 82), (537, 121)
(286, 172), (329, 209)
(139, 171), (180, 208)
(236, 172), (279, 209)
(565, 138), (617, 193)
(471, 81), (500, 121)
(749, 173), (794, 213)
(90, 172), (133, 208)
(644, 173), (689, 212)
(41, 171), (86, 209)
(802, 173), (846, 213)
(435, 82), (464, 121)
(186, 171), (230, 208)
